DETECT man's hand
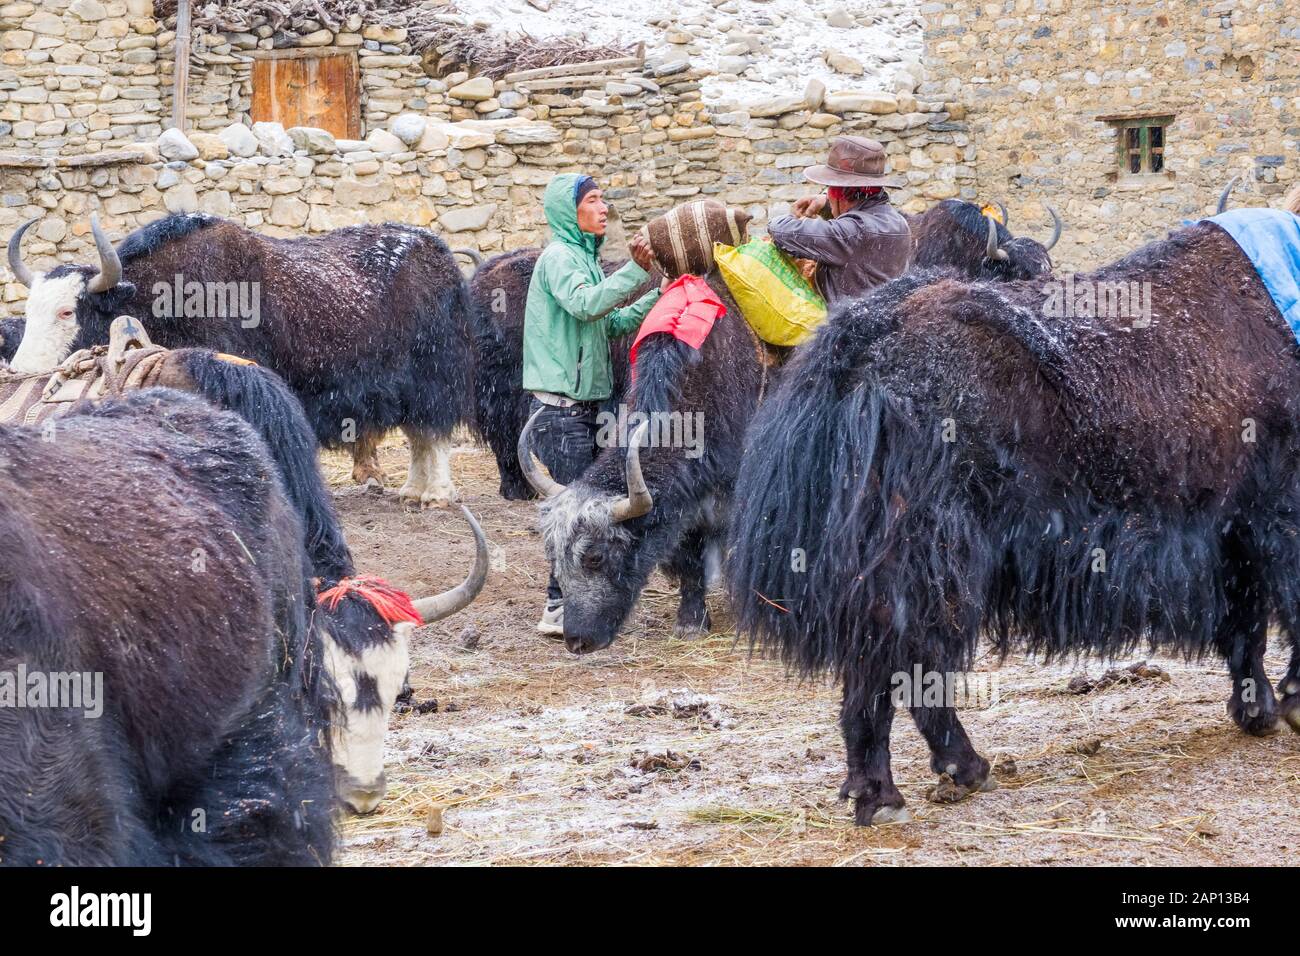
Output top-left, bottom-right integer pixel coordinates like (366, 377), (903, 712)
(791, 194), (829, 219)
(629, 232), (655, 271)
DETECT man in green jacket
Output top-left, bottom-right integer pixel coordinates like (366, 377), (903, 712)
(522, 171), (662, 636)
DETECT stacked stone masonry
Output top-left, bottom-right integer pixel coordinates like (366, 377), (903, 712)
(1, 2), (972, 312)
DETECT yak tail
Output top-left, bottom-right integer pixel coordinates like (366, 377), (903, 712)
(182, 350), (356, 582)
(725, 304), (993, 685)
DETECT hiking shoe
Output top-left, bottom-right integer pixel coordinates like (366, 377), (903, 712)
(536, 602), (564, 638)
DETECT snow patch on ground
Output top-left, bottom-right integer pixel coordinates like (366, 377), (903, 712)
(451, 0), (926, 107)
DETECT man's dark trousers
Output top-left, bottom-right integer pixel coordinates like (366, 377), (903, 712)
(529, 397), (599, 603)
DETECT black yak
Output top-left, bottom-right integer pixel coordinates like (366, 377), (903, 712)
(518, 273), (766, 653)
(6, 212), (475, 506)
(0, 320), (489, 814)
(908, 199), (1061, 280)
(470, 204), (1063, 502)
(727, 218), (1300, 825)
(0, 388), (335, 865)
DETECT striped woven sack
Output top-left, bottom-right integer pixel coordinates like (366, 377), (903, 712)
(0, 316), (176, 426)
(639, 200), (752, 278)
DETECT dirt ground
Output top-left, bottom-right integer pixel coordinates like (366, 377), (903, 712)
(327, 436), (1300, 867)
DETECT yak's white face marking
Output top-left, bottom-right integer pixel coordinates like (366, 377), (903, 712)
(13, 272), (85, 373)
(322, 622), (412, 815)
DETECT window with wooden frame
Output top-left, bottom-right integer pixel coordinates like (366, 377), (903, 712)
(251, 50), (361, 139)
(1106, 115), (1173, 177)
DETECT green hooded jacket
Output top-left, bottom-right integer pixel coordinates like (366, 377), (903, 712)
(521, 172), (661, 401)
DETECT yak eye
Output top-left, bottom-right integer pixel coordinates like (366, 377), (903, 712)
(581, 551), (604, 572)
(57, 308), (74, 321)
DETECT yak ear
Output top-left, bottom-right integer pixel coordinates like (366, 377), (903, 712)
(89, 280), (136, 312)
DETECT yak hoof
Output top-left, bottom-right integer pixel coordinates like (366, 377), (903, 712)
(398, 483), (455, 509)
(1281, 697), (1300, 733)
(868, 805), (911, 826)
(353, 468), (387, 487)
(1231, 700), (1283, 737)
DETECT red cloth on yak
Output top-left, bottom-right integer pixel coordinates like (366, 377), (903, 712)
(317, 575), (422, 627)
(628, 275), (726, 377)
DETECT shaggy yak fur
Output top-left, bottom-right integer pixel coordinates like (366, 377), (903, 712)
(908, 199), (1056, 281)
(727, 221), (1300, 825)
(469, 247), (636, 499)
(534, 269), (766, 653)
(470, 206), (1052, 501)
(0, 389), (336, 865)
(9, 213), (475, 500)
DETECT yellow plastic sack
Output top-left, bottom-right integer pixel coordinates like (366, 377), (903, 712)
(714, 239), (828, 347)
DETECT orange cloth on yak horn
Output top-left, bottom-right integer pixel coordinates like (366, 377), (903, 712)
(316, 576), (422, 627)
(628, 275), (726, 379)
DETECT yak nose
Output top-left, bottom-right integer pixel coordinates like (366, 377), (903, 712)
(342, 774), (387, 815)
(565, 632), (612, 655)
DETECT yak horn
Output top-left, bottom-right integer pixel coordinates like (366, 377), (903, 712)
(453, 248), (483, 268)
(1042, 205), (1062, 251)
(518, 405), (567, 498)
(7, 218), (37, 287)
(85, 214), (123, 294)
(413, 505), (489, 624)
(996, 200), (1009, 226)
(1216, 176), (1239, 215)
(985, 216), (1009, 261)
(611, 421), (653, 523)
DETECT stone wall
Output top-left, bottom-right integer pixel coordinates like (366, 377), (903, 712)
(1, 9), (972, 314)
(921, 0), (1300, 270)
(0, 0), (163, 154)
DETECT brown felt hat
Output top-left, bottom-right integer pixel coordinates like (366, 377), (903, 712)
(803, 136), (904, 189)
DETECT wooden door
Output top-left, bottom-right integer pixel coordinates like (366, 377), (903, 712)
(251, 52), (360, 139)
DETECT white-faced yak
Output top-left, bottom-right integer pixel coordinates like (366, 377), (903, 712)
(6, 213), (475, 506)
(517, 272), (765, 654)
(0, 325), (489, 814)
(0, 388), (335, 865)
(727, 217), (1300, 825)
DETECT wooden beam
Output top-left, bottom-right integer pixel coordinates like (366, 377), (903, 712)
(504, 53), (644, 84)
(516, 74), (628, 92)
(171, 0), (191, 132)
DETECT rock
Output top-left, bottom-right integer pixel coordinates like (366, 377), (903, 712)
(269, 195), (309, 227)
(823, 90), (899, 114)
(718, 55), (750, 75)
(366, 128), (406, 154)
(804, 78), (826, 112)
(749, 94), (807, 118)
(498, 90), (527, 110)
(605, 81), (642, 97)
(157, 127), (198, 162)
(825, 50), (864, 75)
(416, 124), (450, 152)
(287, 126), (336, 154)
(188, 131), (229, 161)
(448, 77), (494, 102)
(162, 183), (198, 213)
(252, 121), (294, 156)
(362, 24), (406, 43)
(68, 0), (107, 21)
(826, 8), (855, 28)
(494, 123), (560, 145)
(390, 113), (426, 146)
(438, 203), (496, 232)
(298, 29), (333, 46)
(219, 122), (258, 158)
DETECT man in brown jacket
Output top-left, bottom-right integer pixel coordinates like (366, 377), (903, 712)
(767, 136), (913, 306)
